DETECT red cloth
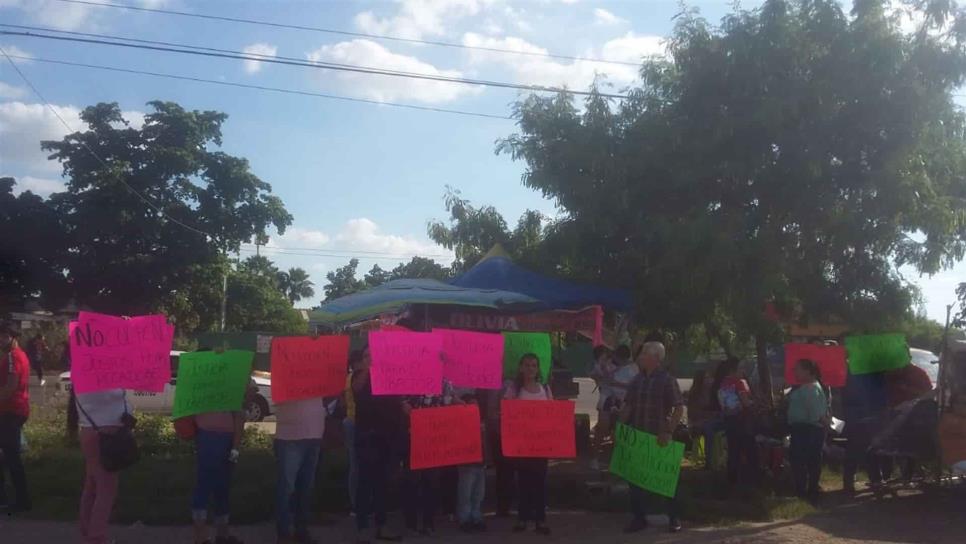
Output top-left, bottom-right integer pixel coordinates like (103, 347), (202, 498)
(0, 346), (30, 418)
(886, 364), (932, 407)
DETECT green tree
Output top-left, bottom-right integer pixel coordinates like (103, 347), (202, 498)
(42, 101), (292, 317)
(225, 266), (306, 334)
(324, 258), (365, 301)
(499, 0), (966, 394)
(277, 267), (315, 305)
(364, 264), (391, 288)
(0, 177), (68, 310)
(239, 255), (278, 278)
(428, 187), (549, 273)
(390, 256), (451, 281)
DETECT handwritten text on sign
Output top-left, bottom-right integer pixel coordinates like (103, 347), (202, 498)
(502, 332), (551, 383)
(501, 399), (576, 458)
(845, 333), (910, 375)
(70, 312), (174, 394)
(172, 350), (253, 419)
(368, 331), (443, 396)
(435, 329), (504, 390)
(784, 343), (847, 387)
(271, 336), (349, 403)
(410, 404), (483, 469)
(610, 423), (685, 498)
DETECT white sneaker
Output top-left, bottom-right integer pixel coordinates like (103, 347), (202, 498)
(40, 379), (46, 386)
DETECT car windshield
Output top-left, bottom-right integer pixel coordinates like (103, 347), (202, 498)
(910, 349), (939, 384)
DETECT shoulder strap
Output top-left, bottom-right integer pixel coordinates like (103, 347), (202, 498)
(75, 395), (100, 432)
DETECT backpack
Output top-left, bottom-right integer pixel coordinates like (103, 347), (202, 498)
(717, 386), (743, 416)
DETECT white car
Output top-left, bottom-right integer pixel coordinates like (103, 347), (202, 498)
(58, 351), (275, 422)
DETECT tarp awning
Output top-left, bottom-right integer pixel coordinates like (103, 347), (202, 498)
(450, 250), (633, 312)
(309, 278), (543, 326)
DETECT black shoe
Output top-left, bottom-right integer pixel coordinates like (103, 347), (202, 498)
(669, 518), (683, 533)
(459, 523), (475, 534)
(535, 524), (551, 536)
(623, 518), (649, 534)
(512, 522), (527, 533)
(473, 522), (487, 533)
(375, 530), (402, 542)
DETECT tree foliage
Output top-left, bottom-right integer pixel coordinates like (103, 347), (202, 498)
(499, 0), (966, 346)
(324, 259), (366, 301)
(321, 256), (452, 303)
(41, 101), (292, 316)
(277, 267), (315, 305)
(428, 187), (550, 273)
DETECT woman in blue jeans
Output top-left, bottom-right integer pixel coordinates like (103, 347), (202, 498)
(274, 396), (326, 544)
(192, 410), (245, 544)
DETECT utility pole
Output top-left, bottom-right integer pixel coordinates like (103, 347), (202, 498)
(220, 269), (228, 332)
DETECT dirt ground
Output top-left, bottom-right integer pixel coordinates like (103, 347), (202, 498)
(3, 486), (964, 544)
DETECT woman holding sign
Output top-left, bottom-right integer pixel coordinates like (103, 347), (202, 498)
(504, 354), (553, 536)
(787, 359), (829, 504)
(192, 409), (245, 544)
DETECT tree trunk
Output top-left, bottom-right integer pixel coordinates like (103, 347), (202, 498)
(755, 334), (774, 407)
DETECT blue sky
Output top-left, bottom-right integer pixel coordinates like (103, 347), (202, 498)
(1, 0), (963, 322)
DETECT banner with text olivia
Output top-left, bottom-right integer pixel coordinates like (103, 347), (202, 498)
(434, 328), (504, 390)
(501, 399), (576, 458)
(784, 343), (847, 387)
(271, 336), (350, 403)
(69, 312), (174, 394)
(368, 331), (443, 396)
(610, 423), (685, 498)
(409, 404), (483, 469)
(172, 350), (253, 419)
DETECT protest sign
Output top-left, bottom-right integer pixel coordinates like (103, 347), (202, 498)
(172, 350), (253, 419)
(502, 332), (551, 383)
(845, 334), (910, 375)
(409, 404), (483, 469)
(609, 423), (685, 498)
(501, 399), (576, 458)
(70, 312), (174, 394)
(368, 331), (443, 396)
(434, 328), (504, 389)
(271, 336), (349, 402)
(784, 343), (848, 387)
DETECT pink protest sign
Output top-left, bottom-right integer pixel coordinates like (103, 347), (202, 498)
(434, 328), (504, 389)
(70, 312), (174, 394)
(368, 331), (442, 396)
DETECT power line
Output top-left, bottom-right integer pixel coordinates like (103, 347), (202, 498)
(1, 27), (628, 99)
(2, 54), (511, 120)
(0, 46), (213, 239)
(55, 0), (641, 67)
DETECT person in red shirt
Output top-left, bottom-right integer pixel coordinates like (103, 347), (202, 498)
(0, 321), (31, 513)
(886, 363), (933, 407)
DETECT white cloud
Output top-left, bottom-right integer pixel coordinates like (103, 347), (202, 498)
(0, 101), (145, 175)
(0, 101), (82, 174)
(462, 31), (663, 90)
(241, 42), (278, 74)
(0, 44), (33, 63)
(594, 8), (625, 26)
(560, 0), (580, 4)
(11, 175), (64, 196)
(0, 81), (25, 99)
(137, 0), (172, 7)
(305, 39), (480, 104)
(1, 0), (108, 31)
(270, 226), (332, 249)
(354, 0), (487, 40)
(334, 218), (446, 257)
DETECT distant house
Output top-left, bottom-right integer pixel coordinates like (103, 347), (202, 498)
(6, 299), (84, 332)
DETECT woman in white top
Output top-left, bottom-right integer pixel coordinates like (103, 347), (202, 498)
(74, 389), (131, 544)
(504, 354), (552, 535)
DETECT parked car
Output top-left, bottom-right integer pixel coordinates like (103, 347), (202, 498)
(58, 351), (275, 422)
(910, 347), (940, 387)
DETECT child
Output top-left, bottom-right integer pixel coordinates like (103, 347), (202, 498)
(457, 389), (488, 533)
(787, 359), (828, 504)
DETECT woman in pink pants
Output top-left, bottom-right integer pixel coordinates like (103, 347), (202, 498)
(74, 389), (131, 544)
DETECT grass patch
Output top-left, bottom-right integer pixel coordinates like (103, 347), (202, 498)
(19, 403), (351, 524)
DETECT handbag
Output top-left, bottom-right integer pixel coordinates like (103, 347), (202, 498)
(76, 392), (140, 472)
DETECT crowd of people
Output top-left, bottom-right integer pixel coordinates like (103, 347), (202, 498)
(0, 319), (947, 544)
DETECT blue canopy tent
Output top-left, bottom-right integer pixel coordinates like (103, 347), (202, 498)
(308, 278), (544, 327)
(450, 245), (633, 312)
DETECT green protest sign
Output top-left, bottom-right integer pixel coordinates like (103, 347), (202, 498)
(845, 334), (910, 375)
(172, 350), (253, 419)
(502, 332), (551, 383)
(609, 423), (685, 498)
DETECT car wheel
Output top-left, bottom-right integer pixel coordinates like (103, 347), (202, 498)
(245, 395), (269, 422)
